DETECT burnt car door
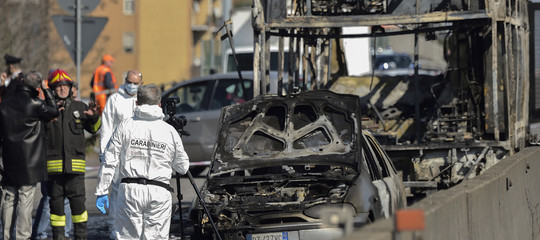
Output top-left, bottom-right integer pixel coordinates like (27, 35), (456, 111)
(361, 130), (406, 219)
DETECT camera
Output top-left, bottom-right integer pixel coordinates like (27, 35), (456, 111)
(165, 97), (190, 137)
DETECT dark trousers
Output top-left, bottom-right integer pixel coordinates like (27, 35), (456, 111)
(48, 174), (87, 240)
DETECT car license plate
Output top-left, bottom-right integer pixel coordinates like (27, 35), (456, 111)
(247, 232), (288, 240)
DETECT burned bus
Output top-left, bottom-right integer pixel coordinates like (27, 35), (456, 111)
(249, 0), (530, 194)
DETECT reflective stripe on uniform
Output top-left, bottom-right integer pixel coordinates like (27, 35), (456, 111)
(48, 159), (87, 173)
(90, 117), (102, 133)
(47, 160), (63, 173)
(50, 214), (66, 227)
(72, 159), (86, 173)
(72, 210), (88, 223)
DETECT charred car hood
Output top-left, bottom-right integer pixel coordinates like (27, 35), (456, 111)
(197, 90), (374, 236)
(210, 90), (363, 175)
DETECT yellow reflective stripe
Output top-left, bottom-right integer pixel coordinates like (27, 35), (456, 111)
(50, 214), (66, 227)
(72, 160), (85, 165)
(49, 74), (60, 85)
(48, 160), (63, 173)
(90, 118), (101, 133)
(48, 160), (62, 165)
(72, 159), (86, 173)
(48, 159), (87, 173)
(71, 211), (88, 223)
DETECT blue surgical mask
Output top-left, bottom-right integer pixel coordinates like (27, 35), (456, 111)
(125, 83), (138, 95)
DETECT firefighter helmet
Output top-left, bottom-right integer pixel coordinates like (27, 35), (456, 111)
(47, 69), (73, 88)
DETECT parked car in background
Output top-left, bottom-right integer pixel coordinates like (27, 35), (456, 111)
(189, 90), (406, 240)
(161, 72), (281, 175)
(371, 51), (444, 77)
(374, 52), (413, 70)
(222, 46), (291, 73)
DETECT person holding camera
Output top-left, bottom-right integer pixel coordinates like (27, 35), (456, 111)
(99, 69), (142, 239)
(45, 69), (101, 240)
(0, 70), (59, 240)
(95, 84), (189, 240)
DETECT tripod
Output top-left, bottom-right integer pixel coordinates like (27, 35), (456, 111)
(166, 97), (222, 240)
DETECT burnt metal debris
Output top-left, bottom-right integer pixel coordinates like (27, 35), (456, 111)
(191, 90), (406, 239)
(250, 0), (529, 191)
(184, 0), (531, 238)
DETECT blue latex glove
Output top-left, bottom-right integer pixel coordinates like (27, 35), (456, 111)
(96, 195), (109, 214)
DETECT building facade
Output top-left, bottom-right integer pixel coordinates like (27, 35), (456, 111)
(47, 0), (223, 98)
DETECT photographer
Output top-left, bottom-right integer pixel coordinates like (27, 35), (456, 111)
(44, 69), (101, 240)
(0, 70), (58, 240)
(95, 84), (189, 239)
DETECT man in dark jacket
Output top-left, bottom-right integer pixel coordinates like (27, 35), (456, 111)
(0, 70), (59, 240)
(0, 54), (24, 102)
(45, 69), (100, 240)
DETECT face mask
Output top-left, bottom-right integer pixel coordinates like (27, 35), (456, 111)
(125, 83), (139, 95)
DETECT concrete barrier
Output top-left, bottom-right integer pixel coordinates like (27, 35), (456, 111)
(337, 146), (540, 240)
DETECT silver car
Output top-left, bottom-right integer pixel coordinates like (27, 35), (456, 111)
(189, 90), (406, 240)
(162, 72), (280, 175)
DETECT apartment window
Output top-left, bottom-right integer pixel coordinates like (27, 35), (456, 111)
(124, 0), (135, 15)
(123, 32), (135, 53)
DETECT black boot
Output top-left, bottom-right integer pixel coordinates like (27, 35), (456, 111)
(73, 222), (87, 240)
(52, 226), (66, 240)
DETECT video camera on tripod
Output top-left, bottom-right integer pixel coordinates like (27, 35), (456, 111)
(164, 96), (222, 240)
(165, 97), (190, 137)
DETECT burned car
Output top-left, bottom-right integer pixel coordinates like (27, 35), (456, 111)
(189, 90), (406, 240)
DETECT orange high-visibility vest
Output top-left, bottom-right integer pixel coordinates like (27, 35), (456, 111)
(92, 65), (118, 115)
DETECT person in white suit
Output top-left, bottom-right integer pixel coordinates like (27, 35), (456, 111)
(99, 69), (142, 239)
(95, 84), (189, 239)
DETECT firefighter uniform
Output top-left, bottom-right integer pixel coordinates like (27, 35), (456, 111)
(45, 69), (101, 240)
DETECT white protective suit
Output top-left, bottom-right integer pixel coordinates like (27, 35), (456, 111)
(98, 85), (137, 239)
(100, 85), (137, 155)
(95, 104), (189, 240)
